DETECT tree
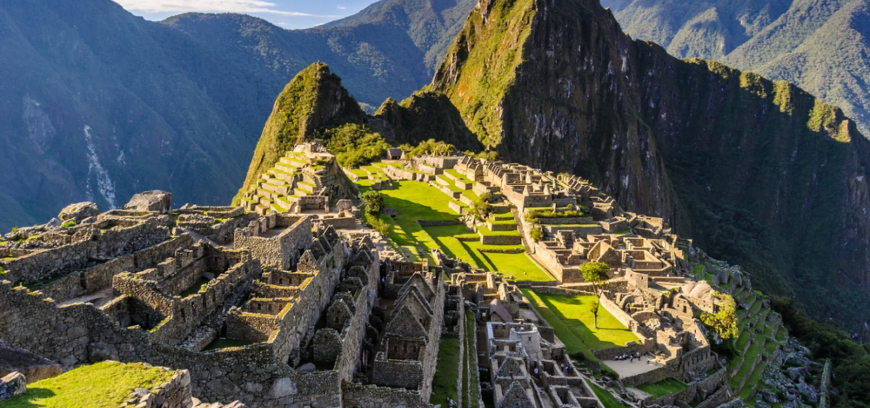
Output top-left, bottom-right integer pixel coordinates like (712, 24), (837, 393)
(530, 227), (544, 243)
(470, 193), (492, 222)
(360, 190), (384, 215)
(581, 261), (610, 329)
(700, 292), (739, 340)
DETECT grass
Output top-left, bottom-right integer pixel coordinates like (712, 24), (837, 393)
(3, 361), (175, 408)
(430, 337), (461, 407)
(357, 181), (552, 282)
(426, 225), (551, 281)
(522, 290), (639, 360)
(476, 225), (520, 236)
(633, 378), (687, 399)
(585, 379), (628, 408)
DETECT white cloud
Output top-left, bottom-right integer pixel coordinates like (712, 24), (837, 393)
(114, 0), (339, 17)
(336, 5), (346, 9)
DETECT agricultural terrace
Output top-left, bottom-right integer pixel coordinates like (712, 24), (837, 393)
(522, 289), (640, 362)
(357, 177), (552, 282)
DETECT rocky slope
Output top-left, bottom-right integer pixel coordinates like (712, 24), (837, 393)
(432, 0), (870, 326)
(600, 0), (870, 137)
(0, 0), (475, 231)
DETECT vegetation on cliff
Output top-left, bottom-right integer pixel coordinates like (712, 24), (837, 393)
(372, 91), (483, 152)
(601, 0), (870, 137)
(235, 63), (367, 203)
(429, 0), (870, 331)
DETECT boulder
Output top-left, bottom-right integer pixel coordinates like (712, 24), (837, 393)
(797, 381), (818, 402)
(125, 191), (172, 213)
(58, 202), (100, 222)
(0, 372), (26, 400)
(0, 341), (63, 382)
(45, 218), (61, 228)
(296, 363), (316, 373)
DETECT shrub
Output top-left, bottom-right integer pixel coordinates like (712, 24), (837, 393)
(700, 292), (738, 340)
(405, 139), (455, 158)
(470, 193), (492, 222)
(321, 123), (390, 168)
(61, 220), (76, 228)
(530, 227), (544, 243)
(360, 191), (384, 215)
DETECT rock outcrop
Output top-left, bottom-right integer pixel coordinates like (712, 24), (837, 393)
(125, 191), (172, 213)
(58, 202), (99, 222)
(0, 341), (62, 383)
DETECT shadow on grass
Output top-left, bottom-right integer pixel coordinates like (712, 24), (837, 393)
(4, 387), (56, 407)
(462, 241), (494, 271)
(538, 294), (625, 350)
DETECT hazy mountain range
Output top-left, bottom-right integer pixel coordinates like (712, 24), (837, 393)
(0, 0), (475, 230)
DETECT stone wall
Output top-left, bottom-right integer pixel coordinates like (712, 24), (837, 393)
(479, 235), (522, 245)
(318, 216), (359, 230)
(0, 234), (382, 407)
(124, 367), (194, 408)
(1, 219), (170, 284)
(234, 215), (313, 270)
(341, 381), (430, 408)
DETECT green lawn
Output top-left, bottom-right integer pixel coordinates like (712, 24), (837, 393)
(431, 337), (461, 407)
(522, 290), (639, 361)
(4, 361), (175, 408)
(476, 225), (521, 236)
(585, 379), (628, 408)
(633, 378), (687, 399)
(357, 181), (552, 281)
(425, 225), (551, 281)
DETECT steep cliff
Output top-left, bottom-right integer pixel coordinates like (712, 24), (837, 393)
(371, 91), (483, 151)
(235, 63), (367, 203)
(433, 0), (870, 325)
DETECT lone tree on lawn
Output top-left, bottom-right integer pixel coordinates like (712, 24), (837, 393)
(581, 261), (610, 329)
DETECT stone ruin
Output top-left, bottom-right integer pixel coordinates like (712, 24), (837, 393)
(241, 142), (353, 215)
(0, 165), (457, 407)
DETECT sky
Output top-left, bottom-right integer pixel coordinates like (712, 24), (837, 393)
(114, 0), (381, 29)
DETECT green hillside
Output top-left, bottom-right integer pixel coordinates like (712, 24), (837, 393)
(601, 0), (870, 136)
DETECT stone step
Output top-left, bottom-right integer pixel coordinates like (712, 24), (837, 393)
(275, 161), (298, 174)
(268, 168), (297, 183)
(260, 181), (292, 196)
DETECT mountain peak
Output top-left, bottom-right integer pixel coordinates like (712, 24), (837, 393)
(432, 0), (870, 326)
(235, 62), (366, 203)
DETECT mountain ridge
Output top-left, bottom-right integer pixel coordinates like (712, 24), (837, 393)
(601, 0), (870, 137)
(429, 0), (870, 327)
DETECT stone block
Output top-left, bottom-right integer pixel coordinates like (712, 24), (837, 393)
(59, 202), (100, 221)
(126, 191), (172, 213)
(0, 372), (26, 400)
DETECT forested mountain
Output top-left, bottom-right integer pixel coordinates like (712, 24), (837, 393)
(428, 0), (870, 329)
(0, 0), (475, 231)
(600, 0), (870, 136)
